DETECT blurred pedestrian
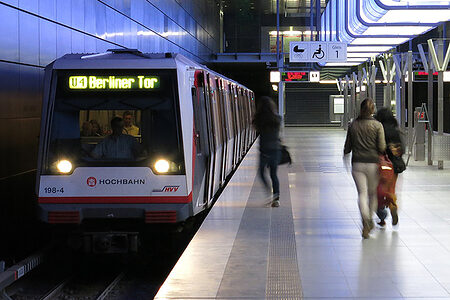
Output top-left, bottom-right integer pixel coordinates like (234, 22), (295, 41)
(252, 96), (281, 207)
(344, 98), (386, 238)
(375, 107), (405, 227)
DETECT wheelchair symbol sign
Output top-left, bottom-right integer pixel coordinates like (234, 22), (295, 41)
(311, 44), (327, 61)
(312, 45), (325, 59)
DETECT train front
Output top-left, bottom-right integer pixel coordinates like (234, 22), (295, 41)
(37, 64), (189, 252)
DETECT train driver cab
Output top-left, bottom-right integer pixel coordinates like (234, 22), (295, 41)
(41, 70), (185, 176)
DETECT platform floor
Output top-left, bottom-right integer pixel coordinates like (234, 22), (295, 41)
(156, 127), (450, 300)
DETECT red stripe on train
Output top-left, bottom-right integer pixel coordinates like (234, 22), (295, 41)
(39, 193), (192, 204)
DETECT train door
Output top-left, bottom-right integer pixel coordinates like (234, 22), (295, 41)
(191, 70), (210, 210)
(223, 81), (234, 177)
(208, 76), (223, 195)
(216, 78), (228, 185)
(233, 85), (242, 165)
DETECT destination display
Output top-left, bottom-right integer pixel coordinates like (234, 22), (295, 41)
(413, 71), (438, 82)
(68, 75), (160, 90)
(282, 71), (309, 82)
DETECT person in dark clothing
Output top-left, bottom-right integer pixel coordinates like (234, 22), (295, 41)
(252, 96), (281, 207)
(375, 107), (405, 226)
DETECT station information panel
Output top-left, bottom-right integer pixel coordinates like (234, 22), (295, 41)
(282, 71), (309, 82)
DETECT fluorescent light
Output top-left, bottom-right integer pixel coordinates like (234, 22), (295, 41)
(444, 71), (450, 82)
(270, 71), (280, 83)
(378, 10), (450, 23)
(362, 26), (433, 36)
(347, 46), (394, 52)
(347, 58), (368, 62)
(347, 52), (380, 58)
(324, 62), (362, 66)
(350, 37), (410, 45)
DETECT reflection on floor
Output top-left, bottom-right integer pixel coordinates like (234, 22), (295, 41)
(156, 127), (450, 300)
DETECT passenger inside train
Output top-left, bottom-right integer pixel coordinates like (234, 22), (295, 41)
(91, 116), (141, 160)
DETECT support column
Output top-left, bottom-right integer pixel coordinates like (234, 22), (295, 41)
(344, 79), (349, 130)
(427, 53), (434, 166)
(351, 73), (357, 119)
(407, 51), (413, 158)
(386, 58), (392, 108)
(371, 64), (376, 104)
(437, 40), (444, 169)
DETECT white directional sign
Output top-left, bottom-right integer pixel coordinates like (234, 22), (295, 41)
(290, 42), (347, 63)
(309, 71), (320, 82)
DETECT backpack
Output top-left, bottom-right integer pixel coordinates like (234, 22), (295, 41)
(379, 154), (394, 182)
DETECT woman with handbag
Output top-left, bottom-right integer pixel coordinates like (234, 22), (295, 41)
(344, 98), (386, 238)
(252, 96), (281, 207)
(375, 107), (406, 226)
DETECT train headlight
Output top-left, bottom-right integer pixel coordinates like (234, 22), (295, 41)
(56, 160), (73, 173)
(154, 159), (170, 173)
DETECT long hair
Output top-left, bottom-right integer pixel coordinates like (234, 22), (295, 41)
(359, 98), (375, 119)
(252, 96), (280, 133)
(375, 107), (398, 127)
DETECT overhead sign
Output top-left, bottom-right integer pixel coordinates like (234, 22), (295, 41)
(68, 75), (160, 90)
(309, 71), (320, 82)
(413, 71), (438, 82)
(282, 71), (309, 82)
(289, 41), (347, 63)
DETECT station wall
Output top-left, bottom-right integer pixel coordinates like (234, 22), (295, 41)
(0, 0), (220, 225)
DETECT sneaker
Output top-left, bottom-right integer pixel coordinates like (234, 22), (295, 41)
(271, 200), (280, 207)
(378, 220), (386, 227)
(391, 207), (398, 226)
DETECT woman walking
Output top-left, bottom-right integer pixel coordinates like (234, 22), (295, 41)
(253, 96), (281, 207)
(344, 98), (386, 238)
(375, 107), (405, 226)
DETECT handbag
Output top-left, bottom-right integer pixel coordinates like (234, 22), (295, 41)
(279, 145), (292, 165)
(388, 143), (406, 173)
(390, 155), (406, 173)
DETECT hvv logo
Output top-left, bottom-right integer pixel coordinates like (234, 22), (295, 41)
(152, 186), (180, 192)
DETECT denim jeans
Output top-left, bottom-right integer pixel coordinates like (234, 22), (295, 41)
(259, 149), (280, 195)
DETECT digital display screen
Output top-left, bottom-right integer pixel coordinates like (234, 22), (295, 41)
(68, 75), (160, 90)
(282, 71), (309, 82)
(413, 71), (438, 82)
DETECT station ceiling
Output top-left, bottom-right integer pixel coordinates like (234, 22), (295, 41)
(220, 0), (329, 16)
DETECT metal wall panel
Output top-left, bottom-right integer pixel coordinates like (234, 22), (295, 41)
(0, 0), (219, 183)
(0, 5), (19, 61)
(39, 19), (57, 66)
(19, 12), (39, 65)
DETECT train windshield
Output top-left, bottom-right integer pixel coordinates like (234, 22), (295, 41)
(44, 69), (184, 174)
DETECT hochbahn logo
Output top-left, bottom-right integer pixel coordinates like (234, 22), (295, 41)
(86, 177), (145, 187)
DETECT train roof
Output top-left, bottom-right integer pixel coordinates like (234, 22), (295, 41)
(50, 49), (251, 91)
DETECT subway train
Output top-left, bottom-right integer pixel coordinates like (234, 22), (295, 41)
(36, 49), (256, 252)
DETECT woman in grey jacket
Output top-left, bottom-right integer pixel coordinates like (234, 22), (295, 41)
(344, 98), (386, 238)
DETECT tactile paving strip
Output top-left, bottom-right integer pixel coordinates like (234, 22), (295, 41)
(266, 169), (303, 299)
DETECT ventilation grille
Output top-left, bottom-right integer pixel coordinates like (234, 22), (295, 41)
(145, 211), (177, 223)
(48, 211), (80, 224)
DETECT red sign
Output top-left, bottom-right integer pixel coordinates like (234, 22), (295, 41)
(282, 71), (309, 82)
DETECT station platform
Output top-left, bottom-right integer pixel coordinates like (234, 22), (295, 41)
(156, 127), (450, 300)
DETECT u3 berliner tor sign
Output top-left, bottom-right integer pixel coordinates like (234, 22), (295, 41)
(290, 41), (347, 63)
